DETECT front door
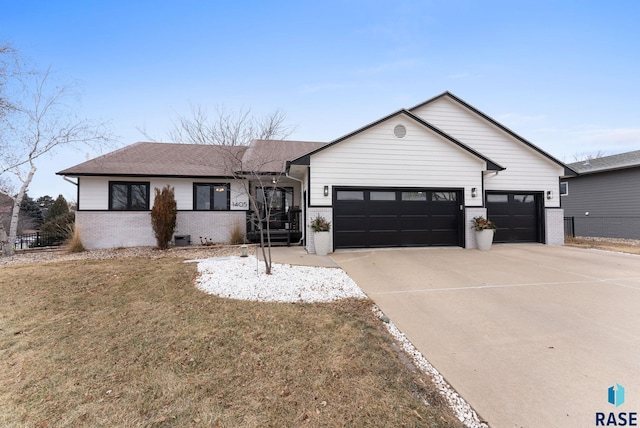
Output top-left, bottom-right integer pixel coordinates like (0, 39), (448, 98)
(256, 187), (293, 230)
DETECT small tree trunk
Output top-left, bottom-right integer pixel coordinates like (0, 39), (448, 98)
(5, 162), (37, 256)
(249, 195), (271, 274)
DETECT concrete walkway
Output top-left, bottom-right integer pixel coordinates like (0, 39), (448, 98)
(255, 245), (339, 268)
(331, 244), (640, 428)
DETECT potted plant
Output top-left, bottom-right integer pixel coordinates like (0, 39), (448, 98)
(472, 216), (497, 251)
(310, 214), (331, 256)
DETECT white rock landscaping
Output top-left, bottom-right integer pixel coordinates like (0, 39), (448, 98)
(192, 255), (367, 303)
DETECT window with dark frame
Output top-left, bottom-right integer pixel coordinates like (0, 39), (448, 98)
(194, 183), (230, 211)
(109, 181), (150, 210)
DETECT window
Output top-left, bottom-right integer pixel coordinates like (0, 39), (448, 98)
(560, 182), (568, 196)
(109, 181), (149, 210)
(486, 194), (508, 203)
(432, 191), (457, 201)
(336, 190), (364, 201)
(194, 183), (230, 210)
(402, 191), (427, 201)
(514, 194), (534, 203)
(370, 191), (396, 201)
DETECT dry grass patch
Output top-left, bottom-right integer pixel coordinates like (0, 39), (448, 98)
(0, 257), (462, 427)
(565, 236), (640, 255)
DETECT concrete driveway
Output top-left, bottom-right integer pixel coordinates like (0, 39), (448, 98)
(331, 244), (640, 428)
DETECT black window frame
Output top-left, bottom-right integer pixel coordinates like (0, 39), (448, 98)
(108, 181), (150, 211)
(193, 183), (231, 211)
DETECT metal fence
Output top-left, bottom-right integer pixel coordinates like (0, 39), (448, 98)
(13, 231), (67, 250)
(564, 217), (640, 240)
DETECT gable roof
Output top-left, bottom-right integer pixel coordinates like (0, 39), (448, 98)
(290, 109), (505, 171)
(567, 149), (640, 175)
(239, 140), (327, 174)
(57, 140), (327, 178)
(410, 91), (578, 177)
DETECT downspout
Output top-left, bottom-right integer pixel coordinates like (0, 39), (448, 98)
(285, 167), (305, 246)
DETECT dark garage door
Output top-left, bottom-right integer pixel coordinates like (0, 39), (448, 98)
(485, 192), (541, 243)
(333, 188), (462, 249)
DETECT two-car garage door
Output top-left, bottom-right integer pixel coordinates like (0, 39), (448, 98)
(332, 188), (542, 249)
(333, 188), (462, 249)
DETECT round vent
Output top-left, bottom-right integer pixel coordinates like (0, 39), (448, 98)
(393, 124), (407, 138)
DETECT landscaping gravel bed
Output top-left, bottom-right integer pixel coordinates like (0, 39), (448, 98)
(193, 255), (367, 302)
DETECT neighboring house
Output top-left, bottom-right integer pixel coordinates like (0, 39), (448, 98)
(562, 150), (640, 239)
(57, 91), (574, 251)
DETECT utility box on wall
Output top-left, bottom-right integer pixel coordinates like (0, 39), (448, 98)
(174, 235), (191, 246)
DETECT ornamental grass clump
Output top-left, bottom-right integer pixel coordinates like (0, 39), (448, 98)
(310, 214), (331, 232)
(472, 216), (496, 230)
(150, 185), (177, 250)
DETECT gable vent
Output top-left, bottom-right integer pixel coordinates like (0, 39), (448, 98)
(393, 124), (407, 138)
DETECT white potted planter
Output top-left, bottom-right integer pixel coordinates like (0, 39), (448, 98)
(475, 229), (495, 251)
(313, 231), (330, 256)
(310, 214), (331, 256)
(472, 216), (496, 251)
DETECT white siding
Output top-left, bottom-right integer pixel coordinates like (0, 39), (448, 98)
(309, 115), (485, 206)
(412, 97), (564, 208)
(78, 176), (249, 210)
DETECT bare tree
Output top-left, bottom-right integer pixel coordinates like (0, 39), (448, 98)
(218, 143), (290, 274)
(139, 104), (293, 146)
(571, 150), (607, 162)
(0, 51), (113, 256)
(142, 105), (296, 274)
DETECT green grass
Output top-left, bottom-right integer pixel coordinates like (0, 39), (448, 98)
(0, 257), (463, 427)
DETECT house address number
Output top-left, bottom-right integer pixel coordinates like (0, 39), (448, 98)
(232, 201), (248, 208)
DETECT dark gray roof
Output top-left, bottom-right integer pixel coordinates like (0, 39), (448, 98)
(239, 140), (327, 173)
(567, 150), (640, 175)
(57, 140), (326, 177)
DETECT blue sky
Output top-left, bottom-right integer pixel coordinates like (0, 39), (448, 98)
(2, 0), (639, 199)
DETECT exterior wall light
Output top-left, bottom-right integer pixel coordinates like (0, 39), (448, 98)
(323, 185), (329, 197)
(471, 187), (477, 198)
(546, 190), (553, 200)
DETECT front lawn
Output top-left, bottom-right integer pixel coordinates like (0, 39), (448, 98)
(0, 257), (462, 427)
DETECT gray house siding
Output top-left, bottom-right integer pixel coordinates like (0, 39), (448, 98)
(562, 168), (640, 239)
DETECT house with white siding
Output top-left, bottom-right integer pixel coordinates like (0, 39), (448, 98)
(57, 92), (575, 251)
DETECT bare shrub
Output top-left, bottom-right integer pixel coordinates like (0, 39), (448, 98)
(150, 185), (177, 250)
(65, 224), (84, 253)
(229, 220), (245, 245)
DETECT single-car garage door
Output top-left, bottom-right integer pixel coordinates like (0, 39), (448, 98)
(485, 192), (542, 243)
(333, 188), (462, 249)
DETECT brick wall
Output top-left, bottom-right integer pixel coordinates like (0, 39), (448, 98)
(545, 208), (565, 246)
(466, 207), (487, 249)
(306, 207), (333, 254)
(76, 211), (246, 249)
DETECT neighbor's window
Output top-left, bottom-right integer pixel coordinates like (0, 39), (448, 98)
(194, 183), (230, 210)
(560, 182), (568, 196)
(109, 181), (150, 210)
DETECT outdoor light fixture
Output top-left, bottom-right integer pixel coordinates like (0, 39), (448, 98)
(323, 185), (329, 197)
(546, 190), (553, 200)
(471, 187), (477, 198)
(272, 177), (277, 184)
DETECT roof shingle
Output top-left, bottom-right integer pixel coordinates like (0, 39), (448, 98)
(567, 150), (640, 174)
